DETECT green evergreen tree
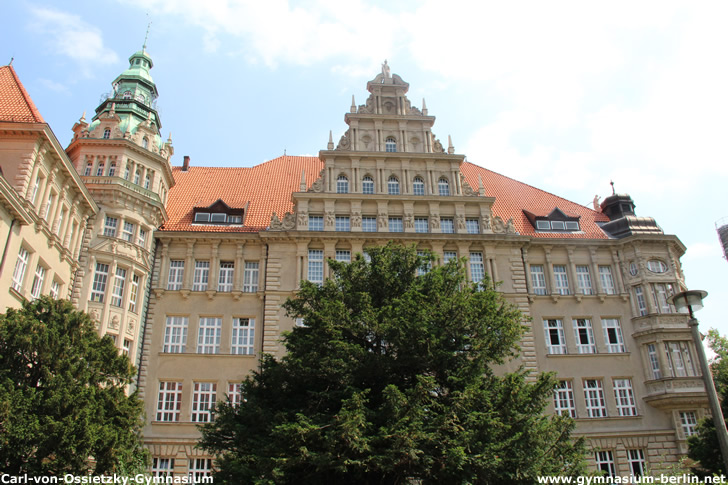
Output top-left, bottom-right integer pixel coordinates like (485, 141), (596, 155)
(688, 329), (728, 476)
(200, 244), (585, 484)
(0, 296), (148, 475)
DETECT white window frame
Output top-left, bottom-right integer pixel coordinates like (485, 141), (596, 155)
(191, 382), (217, 423)
(128, 274), (140, 312)
(362, 216), (377, 232)
(156, 381), (182, 422)
(440, 218), (454, 234)
(336, 175), (349, 194)
(110, 267), (126, 307)
(544, 319), (567, 354)
(122, 338), (132, 356)
(594, 450), (616, 477)
(469, 252), (485, 285)
(103, 216), (118, 237)
(553, 265), (570, 295)
(362, 176), (374, 194)
(188, 458), (213, 480)
(30, 264), (46, 300)
(335, 216), (350, 232)
(231, 318), (255, 355)
(91, 262), (109, 302)
(602, 318), (625, 353)
(652, 283), (674, 313)
(665, 341), (697, 377)
(197, 317), (222, 354)
(573, 318), (596, 354)
(466, 218), (480, 234)
(228, 382), (244, 406)
(138, 228), (147, 247)
(167, 260), (184, 290)
(680, 411), (698, 437)
(121, 221), (135, 242)
(613, 378), (637, 416)
(217, 262), (234, 292)
(387, 176), (400, 195)
(308, 215), (324, 231)
(554, 380), (576, 417)
(635, 285), (648, 316)
(243, 261), (259, 292)
(599, 265), (615, 294)
(50, 280), (60, 299)
(413, 177), (425, 195)
(193, 261), (210, 291)
(438, 178), (450, 196)
(575, 265), (593, 295)
(308, 249), (324, 285)
(414, 217), (428, 233)
(627, 449), (646, 477)
(443, 251), (457, 264)
(151, 458), (174, 478)
(335, 250), (351, 263)
(584, 379), (607, 418)
(530, 265), (547, 295)
(647, 343), (662, 379)
(385, 137), (397, 152)
(388, 217), (403, 233)
(163, 316), (188, 353)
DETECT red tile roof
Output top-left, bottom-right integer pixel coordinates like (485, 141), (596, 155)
(162, 156), (610, 239)
(0, 65), (44, 123)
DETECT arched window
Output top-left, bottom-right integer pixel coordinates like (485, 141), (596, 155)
(388, 176), (400, 195)
(108, 162), (116, 177)
(142, 137), (149, 149)
(362, 176), (374, 194)
(103, 128), (111, 139)
(134, 170), (141, 185)
(385, 137), (397, 152)
(438, 178), (450, 196)
(336, 175), (349, 194)
(122, 91), (132, 99)
(84, 162), (92, 176)
(144, 174), (151, 189)
(124, 165), (130, 180)
(96, 161), (105, 176)
(413, 177), (425, 195)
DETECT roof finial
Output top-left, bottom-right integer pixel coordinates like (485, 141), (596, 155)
(143, 15), (152, 51)
(382, 60), (391, 79)
(478, 174), (485, 196)
(284, 148), (287, 156)
(447, 135), (454, 154)
(8, 57), (13, 66)
(350, 95), (356, 113)
(300, 170), (307, 191)
(610, 180), (615, 195)
(328, 130), (334, 150)
(422, 98), (428, 116)
(80, 111), (86, 122)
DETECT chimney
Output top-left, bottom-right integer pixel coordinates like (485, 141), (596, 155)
(182, 156), (190, 171)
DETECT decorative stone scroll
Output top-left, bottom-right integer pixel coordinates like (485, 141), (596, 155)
(336, 130), (351, 150)
(491, 216), (518, 234)
(269, 212), (296, 231)
(308, 169), (325, 193)
(461, 174), (477, 196)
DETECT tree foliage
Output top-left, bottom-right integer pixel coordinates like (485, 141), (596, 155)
(0, 296), (148, 475)
(688, 329), (728, 476)
(200, 244), (585, 484)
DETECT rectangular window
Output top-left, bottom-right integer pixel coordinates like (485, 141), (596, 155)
(614, 378), (637, 416)
(309, 215), (323, 231)
(575, 265), (593, 295)
(151, 458), (174, 478)
(191, 382), (217, 423)
(91, 263), (109, 302)
(56, 208), (65, 236)
(594, 450), (616, 477)
(128, 274), (140, 312)
(573, 318), (596, 354)
(11, 247), (29, 292)
(156, 381), (182, 422)
(50, 280), (60, 299)
(440, 217), (454, 234)
(553, 265), (570, 295)
(243, 262), (259, 292)
(627, 449), (646, 477)
(635, 286), (648, 316)
(653, 283), (674, 313)
(544, 319), (566, 354)
(530, 265), (547, 295)
(217, 262), (234, 292)
(192, 261), (210, 291)
(108, 163), (116, 177)
(414, 217), (428, 233)
(44, 193), (54, 221)
(121, 221), (135, 242)
(228, 383), (244, 406)
(188, 458), (213, 480)
(335, 250), (351, 262)
(665, 341), (697, 377)
(122, 338), (132, 356)
(599, 266), (616, 294)
(602, 319), (625, 353)
(163, 316), (188, 353)
(443, 251), (457, 264)
(30, 264), (46, 300)
(416, 251), (431, 276)
(31, 176), (40, 204)
(680, 411), (698, 437)
(388, 217), (403, 232)
(469, 252), (485, 285)
(647, 343), (662, 379)
(362, 216), (377, 232)
(584, 379), (607, 418)
(197, 317), (222, 354)
(335, 216), (350, 232)
(231, 318), (255, 355)
(138, 228), (147, 247)
(110, 267), (126, 307)
(466, 218), (480, 234)
(308, 249), (324, 285)
(103, 216), (118, 237)
(167, 260), (184, 290)
(553, 380), (576, 417)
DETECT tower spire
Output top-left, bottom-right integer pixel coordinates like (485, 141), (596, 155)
(143, 18), (152, 51)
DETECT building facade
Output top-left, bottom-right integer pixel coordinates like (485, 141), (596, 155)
(0, 53), (709, 479)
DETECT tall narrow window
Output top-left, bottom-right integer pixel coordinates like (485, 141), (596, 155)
(91, 263), (109, 302)
(108, 161), (116, 176)
(336, 175), (349, 194)
(599, 265), (615, 294)
(544, 319), (566, 354)
(228, 383), (244, 406)
(110, 267), (126, 307)
(573, 318), (596, 354)
(96, 161), (105, 176)
(151, 458), (174, 478)
(128, 274), (140, 312)
(613, 378), (637, 416)
(122, 339), (132, 356)
(634, 286), (648, 316)
(30, 264), (46, 300)
(44, 193), (54, 221)
(103, 128), (111, 139)
(218, 262), (234, 292)
(385, 137), (397, 152)
(167, 260), (184, 290)
(602, 319), (625, 353)
(440, 218), (454, 234)
(232, 318), (255, 355)
(163, 316), (188, 353)
(197, 317), (221, 354)
(85, 162), (93, 176)
(134, 170), (141, 185)
(627, 449), (646, 476)
(191, 382), (217, 423)
(553, 265), (569, 295)
(388, 176), (400, 195)
(55, 208), (65, 236)
(138, 228), (147, 248)
(362, 176), (374, 194)
(438, 178), (450, 196)
(103, 216), (118, 237)
(50, 280), (60, 299)
(652, 283), (674, 313)
(143, 137), (149, 149)
(680, 411), (698, 437)
(156, 381), (182, 422)
(31, 176), (40, 204)
(665, 341), (697, 377)
(553, 380), (576, 417)
(469, 252), (485, 285)
(530, 265), (547, 295)
(647, 343), (661, 379)
(308, 250), (324, 285)
(121, 221), (135, 242)
(584, 379), (607, 418)
(594, 451), (616, 477)
(413, 177), (425, 195)
(243, 262), (259, 292)
(193, 261), (210, 291)
(144, 173), (151, 189)
(575, 265), (593, 295)
(416, 251), (431, 276)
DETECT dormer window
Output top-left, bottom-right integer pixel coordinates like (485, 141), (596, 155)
(210, 213), (227, 223)
(103, 128), (111, 139)
(385, 137), (397, 152)
(143, 137), (149, 149)
(192, 199), (247, 226)
(525, 208), (581, 233)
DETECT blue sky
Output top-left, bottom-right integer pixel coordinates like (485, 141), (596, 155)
(3, 0), (728, 337)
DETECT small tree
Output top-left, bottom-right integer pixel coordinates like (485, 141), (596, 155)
(0, 296), (148, 475)
(200, 244), (585, 484)
(688, 329), (728, 476)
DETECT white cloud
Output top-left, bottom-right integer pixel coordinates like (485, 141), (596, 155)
(27, 7), (118, 75)
(38, 78), (70, 94)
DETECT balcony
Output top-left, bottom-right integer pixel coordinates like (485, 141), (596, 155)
(643, 377), (708, 409)
(82, 175), (161, 203)
(631, 313), (689, 338)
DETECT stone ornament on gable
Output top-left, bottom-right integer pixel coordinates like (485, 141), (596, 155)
(308, 169), (325, 193)
(281, 212), (296, 230)
(433, 138), (444, 153)
(269, 212), (283, 231)
(492, 216), (506, 233)
(456, 214), (466, 230)
(336, 131), (351, 151)
(461, 174), (477, 196)
(297, 211), (308, 227)
(358, 96), (374, 114)
(404, 213), (414, 229)
(505, 218), (516, 234)
(430, 216), (440, 230)
(325, 211), (335, 226)
(481, 214), (492, 230)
